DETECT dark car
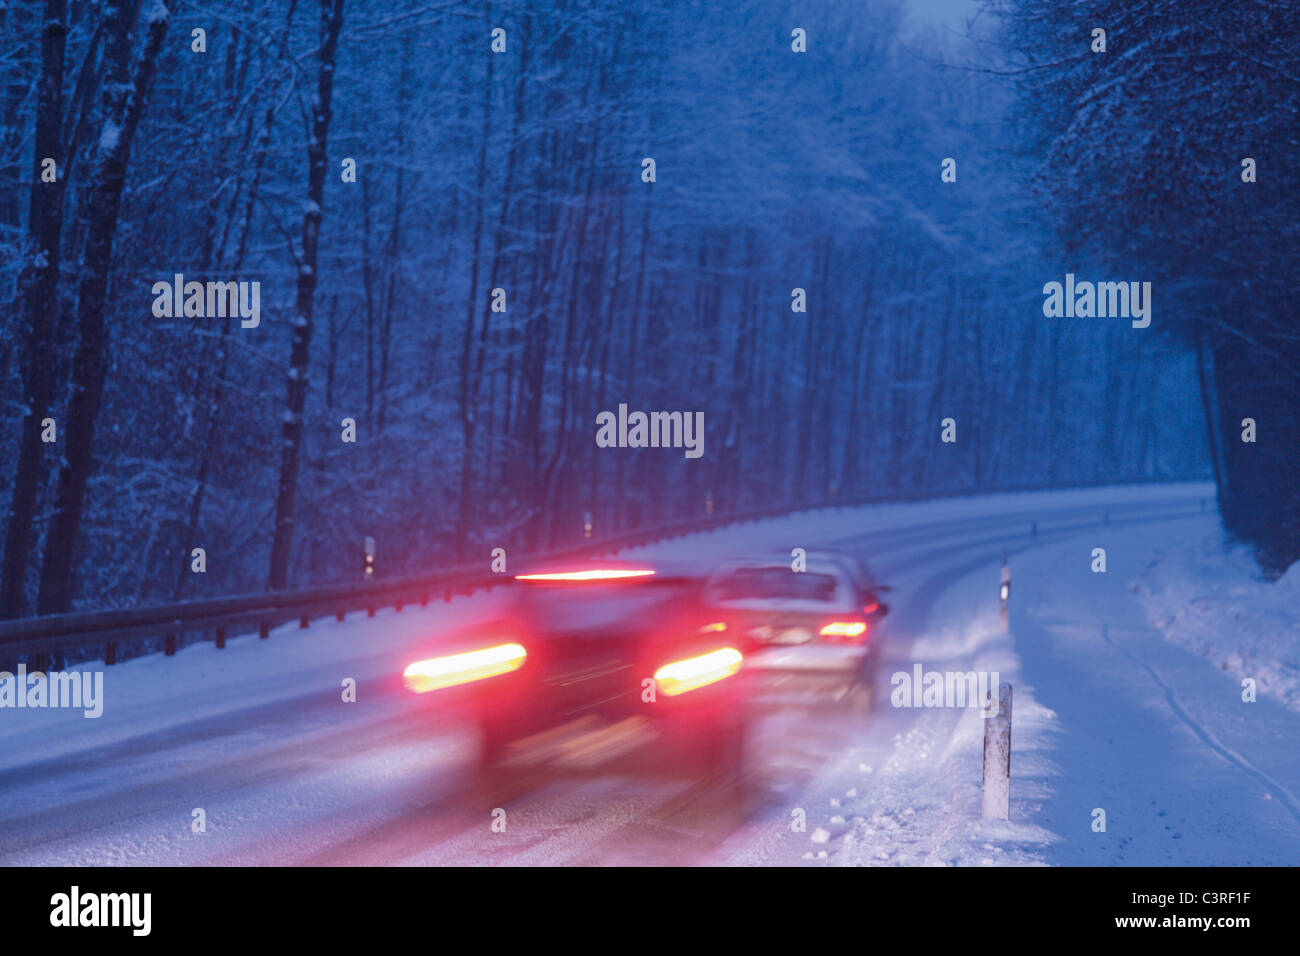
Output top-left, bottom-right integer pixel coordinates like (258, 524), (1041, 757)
(400, 561), (749, 782)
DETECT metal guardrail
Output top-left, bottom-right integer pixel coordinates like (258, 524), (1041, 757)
(0, 476), (1207, 666)
(0, 497), (819, 663)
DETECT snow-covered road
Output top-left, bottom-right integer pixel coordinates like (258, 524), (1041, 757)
(3, 482), (1295, 866)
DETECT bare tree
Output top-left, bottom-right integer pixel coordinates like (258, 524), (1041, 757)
(267, 0), (345, 591)
(35, 0), (169, 615)
(1, 0), (66, 618)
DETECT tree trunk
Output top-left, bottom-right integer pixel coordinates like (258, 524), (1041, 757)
(1194, 321), (1225, 506)
(35, 0), (169, 616)
(266, 0), (345, 591)
(0, 2), (38, 230)
(1, 0), (67, 619)
(455, 2), (495, 560)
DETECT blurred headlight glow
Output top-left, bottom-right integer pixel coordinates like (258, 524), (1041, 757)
(653, 647), (743, 696)
(819, 621), (868, 639)
(403, 642), (527, 693)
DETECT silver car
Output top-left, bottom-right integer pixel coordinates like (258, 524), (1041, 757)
(704, 551), (890, 710)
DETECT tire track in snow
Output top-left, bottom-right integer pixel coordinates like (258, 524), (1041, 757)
(1098, 623), (1300, 826)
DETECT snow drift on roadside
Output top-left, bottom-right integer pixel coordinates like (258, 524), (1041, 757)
(1132, 525), (1300, 713)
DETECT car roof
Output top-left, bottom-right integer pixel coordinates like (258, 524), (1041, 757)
(703, 559), (859, 611)
(709, 554), (852, 579)
(733, 548), (878, 584)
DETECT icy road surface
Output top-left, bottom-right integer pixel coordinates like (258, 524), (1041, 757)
(3, 482), (1298, 866)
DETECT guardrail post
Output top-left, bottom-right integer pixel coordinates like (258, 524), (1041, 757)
(981, 682), (1013, 821)
(215, 627), (226, 650)
(259, 621), (269, 639)
(336, 608), (345, 622)
(105, 642), (117, 666)
(299, 615), (309, 629)
(164, 633), (176, 656)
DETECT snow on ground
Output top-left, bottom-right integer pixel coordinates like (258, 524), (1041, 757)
(1004, 513), (1300, 865)
(0, 587), (514, 772)
(1132, 523), (1300, 714)
(0, 482), (1203, 772)
(713, 483), (1300, 867)
(9, 480), (1296, 867)
(726, 535), (1060, 867)
(625, 481), (1210, 566)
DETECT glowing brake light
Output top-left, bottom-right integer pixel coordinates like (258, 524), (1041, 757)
(819, 621), (868, 644)
(862, 602), (879, 615)
(403, 642), (527, 693)
(698, 621), (728, 633)
(653, 647), (743, 696)
(515, 569), (655, 582)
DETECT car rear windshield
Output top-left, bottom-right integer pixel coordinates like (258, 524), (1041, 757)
(711, 568), (839, 603)
(516, 581), (691, 632)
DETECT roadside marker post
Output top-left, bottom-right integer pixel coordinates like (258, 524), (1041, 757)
(363, 535), (376, 581)
(981, 682), (1013, 821)
(999, 551), (1010, 629)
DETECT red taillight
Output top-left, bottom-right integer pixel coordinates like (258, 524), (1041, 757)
(819, 620), (869, 644)
(515, 569), (655, 582)
(653, 647), (743, 696)
(403, 642), (527, 693)
(863, 602), (879, 615)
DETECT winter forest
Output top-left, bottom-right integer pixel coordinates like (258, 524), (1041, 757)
(0, 0), (1295, 619)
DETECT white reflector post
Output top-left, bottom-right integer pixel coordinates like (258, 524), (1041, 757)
(981, 682), (1013, 820)
(999, 553), (1010, 629)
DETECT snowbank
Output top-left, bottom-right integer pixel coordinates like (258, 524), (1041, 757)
(1133, 524), (1300, 713)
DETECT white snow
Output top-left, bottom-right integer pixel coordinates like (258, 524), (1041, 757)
(5, 481), (1296, 867)
(99, 122), (121, 153)
(1132, 523), (1300, 713)
(0, 588), (511, 772)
